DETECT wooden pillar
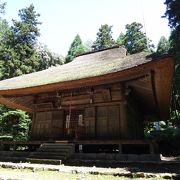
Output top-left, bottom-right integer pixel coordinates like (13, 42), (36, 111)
(31, 96), (37, 139)
(120, 84), (128, 139)
(30, 111), (36, 139)
(118, 144), (122, 154)
(120, 101), (128, 138)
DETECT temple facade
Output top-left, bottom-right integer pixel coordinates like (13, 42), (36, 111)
(0, 46), (174, 144)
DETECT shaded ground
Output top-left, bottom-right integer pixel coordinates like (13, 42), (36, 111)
(67, 161), (180, 174)
(65, 156), (180, 174)
(0, 160), (179, 179)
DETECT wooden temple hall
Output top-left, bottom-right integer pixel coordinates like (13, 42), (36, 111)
(0, 46), (174, 156)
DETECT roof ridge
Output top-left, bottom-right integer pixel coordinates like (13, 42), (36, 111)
(76, 45), (125, 57)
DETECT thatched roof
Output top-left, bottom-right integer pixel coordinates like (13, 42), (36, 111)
(0, 46), (154, 91)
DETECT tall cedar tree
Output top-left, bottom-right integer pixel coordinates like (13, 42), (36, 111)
(156, 36), (170, 55)
(0, 4), (41, 79)
(164, 0), (180, 124)
(122, 22), (154, 54)
(116, 32), (125, 46)
(65, 34), (85, 63)
(0, 2), (32, 141)
(92, 24), (115, 50)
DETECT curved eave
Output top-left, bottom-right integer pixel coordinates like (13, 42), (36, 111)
(0, 96), (32, 113)
(0, 57), (173, 95)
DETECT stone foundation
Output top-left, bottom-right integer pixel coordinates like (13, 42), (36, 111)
(73, 153), (161, 161)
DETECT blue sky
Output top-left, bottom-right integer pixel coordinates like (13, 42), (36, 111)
(4, 0), (170, 56)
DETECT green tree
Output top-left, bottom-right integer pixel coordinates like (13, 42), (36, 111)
(65, 34), (85, 63)
(92, 24), (115, 50)
(0, 1), (8, 79)
(116, 32), (125, 46)
(37, 44), (64, 70)
(122, 22), (154, 54)
(0, 4), (41, 79)
(84, 39), (93, 52)
(0, 19), (10, 79)
(164, 0), (180, 29)
(156, 36), (170, 55)
(164, 0), (180, 126)
(0, 4), (41, 141)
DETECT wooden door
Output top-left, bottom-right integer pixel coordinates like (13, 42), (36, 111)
(108, 106), (120, 137)
(33, 111), (52, 139)
(97, 106), (108, 137)
(96, 105), (120, 138)
(84, 107), (95, 138)
(51, 110), (64, 139)
(32, 110), (64, 140)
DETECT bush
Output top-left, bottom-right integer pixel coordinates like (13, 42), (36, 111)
(0, 110), (31, 141)
(146, 128), (180, 155)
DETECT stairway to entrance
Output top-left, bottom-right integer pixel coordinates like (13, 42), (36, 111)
(27, 143), (75, 164)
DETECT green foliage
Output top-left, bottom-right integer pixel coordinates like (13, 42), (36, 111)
(156, 36), (170, 55)
(37, 44), (64, 70)
(0, 4), (41, 79)
(168, 32), (180, 129)
(164, 0), (180, 127)
(144, 120), (180, 155)
(116, 32), (125, 46)
(170, 110), (180, 127)
(65, 34), (85, 63)
(0, 110), (31, 141)
(121, 22), (154, 54)
(0, 19), (9, 41)
(147, 127), (180, 141)
(84, 40), (93, 52)
(164, 0), (180, 29)
(92, 24), (115, 50)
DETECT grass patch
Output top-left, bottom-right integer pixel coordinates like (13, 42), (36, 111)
(0, 167), (166, 180)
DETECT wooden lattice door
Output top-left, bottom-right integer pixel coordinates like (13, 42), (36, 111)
(32, 111), (52, 139)
(65, 109), (84, 139)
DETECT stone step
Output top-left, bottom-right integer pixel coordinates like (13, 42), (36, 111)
(42, 143), (74, 147)
(29, 155), (65, 160)
(37, 148), (74, 154)
(30, 151), (67, 156)
(39, 147), (74, 151)
(26, 158), (62, 165)
(37, 148), (72, 151)
(0, 151), (30, 157)
(30, 143), (75, 161)
(0, 156), (27, 162)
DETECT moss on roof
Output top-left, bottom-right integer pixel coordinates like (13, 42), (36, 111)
(0, 47), (153, 91)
